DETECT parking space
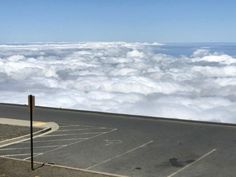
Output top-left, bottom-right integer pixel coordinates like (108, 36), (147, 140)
(0, 123), (117, 161)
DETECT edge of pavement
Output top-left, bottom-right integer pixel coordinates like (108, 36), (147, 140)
(0, 156), (129, 177)
(0, 157), (128, 177)
(0, 117), (59, 148)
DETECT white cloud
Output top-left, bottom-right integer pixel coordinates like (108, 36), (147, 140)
(0, 42), (235, 123)
(192, 49), (236, 65)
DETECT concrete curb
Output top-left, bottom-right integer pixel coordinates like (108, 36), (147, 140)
(0, 118), (59, 148)
(0, 156), (129, 177)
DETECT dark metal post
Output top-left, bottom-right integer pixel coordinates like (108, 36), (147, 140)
(28, 95), (35, 171)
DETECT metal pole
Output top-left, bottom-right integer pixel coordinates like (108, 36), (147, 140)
(29, 95), (34, 170)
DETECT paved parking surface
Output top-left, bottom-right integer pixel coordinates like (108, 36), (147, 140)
(0, 124), (29, 142)
(0, 103), (236, 177)
(0, 123), (117, 161)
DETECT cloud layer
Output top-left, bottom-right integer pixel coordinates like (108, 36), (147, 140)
(0, 42), (236, 123)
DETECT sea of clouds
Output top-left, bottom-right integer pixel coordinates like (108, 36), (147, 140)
(0, 42), (236, 123)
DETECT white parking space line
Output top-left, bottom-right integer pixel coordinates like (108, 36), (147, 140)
(33, 138), (86, 143)
(57, 128), (91, 132)
(0, 153), (43, 157)
(86, 140), (154, 170)
(60, 125), (95, 128)
(57, 127), (111, 132)
(78, 132), (108, 135)
(43, 133), (80, 137)
(23, 128), (118, 160)
(20, 138), (84, 143)
(43, 132), (108, 137)
(0, 145), (60, 151)
(166, 148), (217, 177)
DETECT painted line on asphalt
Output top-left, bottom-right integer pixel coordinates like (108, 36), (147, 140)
(86, 140), (154, 170)
(78, 132), (108, 135)
(0, 145), (60, 151)
(0, 153), (43, 157)
(57, 127), (111, 132)
(166, 148), (217, 177)
(57, 128), (91, 132)
(43, 133), (81, 137)
(23, 128), (118, 160)
(32, 138), (87, 143)
(60, 124), (95, 128)
(43, 131), (109, 137)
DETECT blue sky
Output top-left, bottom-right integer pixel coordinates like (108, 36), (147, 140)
(0, 0), (236, 43)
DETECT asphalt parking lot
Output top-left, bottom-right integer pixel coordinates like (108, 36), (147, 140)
(0, 103), (236, 177)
